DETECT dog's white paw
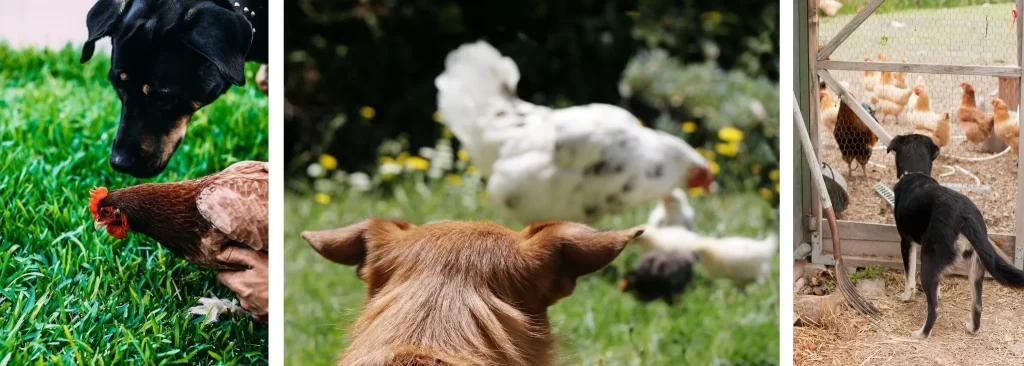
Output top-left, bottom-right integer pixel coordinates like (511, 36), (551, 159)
(189, 296), (243, 322)
(899, 291), (915, 302)
(912, 329), (929, 340)
(964, 321), (979, 335)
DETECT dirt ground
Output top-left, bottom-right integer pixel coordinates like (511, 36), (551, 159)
(815, 3), (1020, 235)
(795, 271), (1024, 365)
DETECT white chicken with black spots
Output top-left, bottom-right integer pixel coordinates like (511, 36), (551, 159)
(435, 41), (713, 223)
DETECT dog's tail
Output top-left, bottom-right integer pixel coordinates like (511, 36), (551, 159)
(963, 214), (1024, 287)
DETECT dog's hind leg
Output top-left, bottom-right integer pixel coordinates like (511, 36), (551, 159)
(965, 252), (984, 335)
(913, 258), (943, 340)
(900, 238), (919, 302)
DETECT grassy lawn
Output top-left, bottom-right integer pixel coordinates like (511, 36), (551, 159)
(0, 44), (268, 364)
(834, 0), (1014, 16)
(284, 180), (780, 365)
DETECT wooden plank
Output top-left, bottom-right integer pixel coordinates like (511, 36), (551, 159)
(818, 69), (894, 144)
(1016, 0), (1024, 269)
(817, 0), (883, 61)
(821, 220), (901, 242)
(809, 0), (822, 232)
(817, 60), (1022, 77)
(999, 77), (1021, 110)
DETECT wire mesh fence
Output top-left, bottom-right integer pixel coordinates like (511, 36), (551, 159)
(815, 2), (1021, 235)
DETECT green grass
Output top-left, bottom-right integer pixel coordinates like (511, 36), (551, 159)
(0, 44), (268, 364)
(285, 181), (780, 365)
(834, 0), (1014, 16)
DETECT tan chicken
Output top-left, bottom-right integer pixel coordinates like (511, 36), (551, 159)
(992, 98), (1020, 155)
(957, 82), (995, 144)
(907, 86), (950, 147)
(862, 58), (880, 94)
(820, 84), (839, 133)
(873, 71), (913, 122)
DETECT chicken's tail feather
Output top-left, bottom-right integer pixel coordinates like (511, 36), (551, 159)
(435, 41), (520, 144)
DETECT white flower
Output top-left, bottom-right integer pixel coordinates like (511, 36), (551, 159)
(348, 172), (371, 192)
(313, 178), (334, 193)
(379, 162), (403, 175)
(306, 163), (324, 178)
(332, 170), (348, 183)
(418, 147), (436, 159)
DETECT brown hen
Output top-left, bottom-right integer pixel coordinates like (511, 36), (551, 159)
(834, 99), (878, 177)
(90, 161), (268, 270)
(957, 82), (994, 144)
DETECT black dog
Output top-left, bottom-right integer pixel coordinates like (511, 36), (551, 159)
(82, 0), (267, 178)
(888, 134), (1024, 339)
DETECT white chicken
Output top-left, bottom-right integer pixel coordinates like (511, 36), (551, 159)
(646, 188), (696, 231)
(435, 41), (713, 223)
(633, 226), (777, 286)
(818, 0), (843, 17)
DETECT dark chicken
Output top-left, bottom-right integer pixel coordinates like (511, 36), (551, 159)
(90, 161), (268, 269)
(619, 250), (695, 303)
(834, 99), (879, 177)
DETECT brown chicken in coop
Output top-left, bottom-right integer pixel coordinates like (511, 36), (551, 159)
(907, 85), (950, 147)
(957, 82), (995, 144)
(992, 98), (1020, 155)
(834, 99), (879, 177)
(820, 84), (839, 133)
(874, 71), (914, 122)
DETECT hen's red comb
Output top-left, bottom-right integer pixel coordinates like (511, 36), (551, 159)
(89, 187), (108, 219)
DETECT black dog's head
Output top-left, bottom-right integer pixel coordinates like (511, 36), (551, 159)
(886, 134), (939, 179)
(82, 0), (254, 177)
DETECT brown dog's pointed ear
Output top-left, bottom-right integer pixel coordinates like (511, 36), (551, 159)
(301, 218), (413, 265)
(524, 222), (644, 277)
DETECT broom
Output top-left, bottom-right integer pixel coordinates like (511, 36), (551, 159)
(793, 94), (880, 318)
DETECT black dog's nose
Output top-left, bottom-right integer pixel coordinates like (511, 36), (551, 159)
(109, 152), (136, 174)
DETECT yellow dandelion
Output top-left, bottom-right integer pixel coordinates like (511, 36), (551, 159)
(446, 174), (463, 186)
(319, 154), (338, 170)
(751, 164), (762, 175)
(769, 169), (780, 182)
(774, 182), (780, 192)
(360, 106), (376, 119)
(315, 192), (331, 205)
(681, 121), (697, 133)
(457, 149), (470, 161)
(466, 165), (479, 175)
(433, 111), (443, 122)
(687, 187), (704, 197)
(405, 156), (430, 171)
(396, 152), (410, 165)
(759, 187), (773, 201)
(715, 142), (739, 157)
(378, 156), (395, 165)
(718, 127), (744, 143)
(709, 160), (720, 175)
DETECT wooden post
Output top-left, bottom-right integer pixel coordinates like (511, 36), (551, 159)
(999, 77), (1021, 110)
(809, 0), (821, 233)
(1015, 0), (1024, 269)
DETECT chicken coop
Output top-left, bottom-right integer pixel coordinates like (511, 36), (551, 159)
(796, 0), (1024, 272)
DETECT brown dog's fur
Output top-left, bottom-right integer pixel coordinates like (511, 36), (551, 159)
(302, 219), (643, 366)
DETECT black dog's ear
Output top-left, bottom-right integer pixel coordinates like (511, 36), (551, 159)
(928, 139), (940, 161)
(886, 135), (904, 154)
(182, 3), (253, 86)
(82, 0), (129, 63)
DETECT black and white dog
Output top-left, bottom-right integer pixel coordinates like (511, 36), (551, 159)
(81, 0), (267, 178)
(888, 134), (1024, 340)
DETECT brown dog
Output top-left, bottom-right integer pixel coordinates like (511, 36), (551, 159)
(302, 218), (643, 366)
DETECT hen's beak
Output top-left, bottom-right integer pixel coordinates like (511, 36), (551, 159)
(618, 278), (629, 293)
(94, 221), (106, 230)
